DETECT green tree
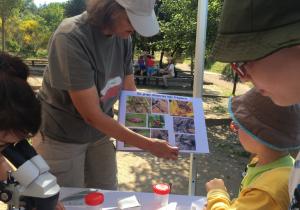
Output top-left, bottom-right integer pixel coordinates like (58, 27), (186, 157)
(134, 0), (222, 70)
(0, 0), (21, 51)
(64, 0), (86, 17)
(206, 0), (223, 58)
(155, 0), (198, 68)
(20, 0), (37, 14)
(38, 3), (64, 32)
(6, 13), (48, 56)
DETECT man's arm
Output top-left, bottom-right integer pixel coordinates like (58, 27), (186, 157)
(123, 74), (136, 91)
(69, 87), (178, 160)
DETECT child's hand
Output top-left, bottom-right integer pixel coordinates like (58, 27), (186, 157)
(205, 178), (227, 192)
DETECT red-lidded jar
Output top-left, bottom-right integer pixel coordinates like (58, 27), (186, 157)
(152, 183), (170, 207)
(84, 192), (104, 209)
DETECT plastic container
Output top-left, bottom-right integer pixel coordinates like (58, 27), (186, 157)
(152, 183), (171, 208)
(190, 198), (207, 210)
(84, 192), (104, 210)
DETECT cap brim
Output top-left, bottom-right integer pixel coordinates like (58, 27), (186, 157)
(229, 91), (300, 151)
(213, 21), (300, 62)
(126, 10), (159, 37)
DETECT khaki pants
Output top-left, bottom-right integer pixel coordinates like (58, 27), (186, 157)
(32, 133), (117, 190)
(162, 74), (173, 87)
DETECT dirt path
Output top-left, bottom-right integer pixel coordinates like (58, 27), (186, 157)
(117, 65), (251, 197)
(0, 66), (251, 209)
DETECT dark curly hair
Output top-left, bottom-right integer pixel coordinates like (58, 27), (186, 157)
(0, 53), (41, 138)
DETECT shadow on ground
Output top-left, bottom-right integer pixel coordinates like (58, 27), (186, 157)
(117, 125), (249, 197)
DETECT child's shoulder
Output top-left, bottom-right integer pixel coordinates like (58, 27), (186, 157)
(241, 167), (291, 210)
(250, 167), (291, 197)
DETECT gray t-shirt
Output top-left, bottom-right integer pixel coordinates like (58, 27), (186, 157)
(39, 12), (133, 143)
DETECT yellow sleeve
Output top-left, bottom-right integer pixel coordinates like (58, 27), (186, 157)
(207, 189), (280, 210)
(206, 189), (231, 210)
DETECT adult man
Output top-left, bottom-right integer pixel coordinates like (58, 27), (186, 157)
(33, 0), (178, 190)
(211, 0), (300, 208)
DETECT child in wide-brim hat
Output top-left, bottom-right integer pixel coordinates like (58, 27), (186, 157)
(204, 88), (300, 210)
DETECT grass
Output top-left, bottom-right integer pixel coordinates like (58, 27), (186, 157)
(208, 62), (228, 73)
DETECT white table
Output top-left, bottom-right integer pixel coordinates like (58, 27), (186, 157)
(59, 187), (206, 210)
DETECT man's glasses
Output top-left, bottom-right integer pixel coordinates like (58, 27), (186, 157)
(230, 121), (239, 134)
(231, 62), (247, 78)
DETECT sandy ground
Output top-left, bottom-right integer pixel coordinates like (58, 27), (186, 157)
(0, 67), (251, 209)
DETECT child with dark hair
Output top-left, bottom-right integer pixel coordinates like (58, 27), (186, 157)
(0, 53), (41, 140)
(0, 53), (64, 210)
(204, 88), (300, 210)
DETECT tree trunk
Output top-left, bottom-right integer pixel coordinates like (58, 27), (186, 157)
(171, 43), (180, 57)
(232, 73), (239, 96)
(159, 51), (164, 68)
(1, 17), (6, 52)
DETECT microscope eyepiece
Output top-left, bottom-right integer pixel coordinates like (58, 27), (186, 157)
(14, 139), (37, 160)
(1, 144), (26, 168)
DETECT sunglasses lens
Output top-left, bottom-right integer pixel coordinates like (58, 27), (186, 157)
(231, 63), (246, 77)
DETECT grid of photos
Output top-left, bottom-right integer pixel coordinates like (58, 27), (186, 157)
(118, 90), (210, 153)
(170, 100), (196, 151)
(125, 96), (169, 146)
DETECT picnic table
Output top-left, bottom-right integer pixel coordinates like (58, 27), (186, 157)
(134, 75), (194, 89)
(24, 58), (48, 67)
(60, 187), (206, 210)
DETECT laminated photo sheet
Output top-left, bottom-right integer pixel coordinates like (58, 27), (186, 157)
(117, 91), (209, 153)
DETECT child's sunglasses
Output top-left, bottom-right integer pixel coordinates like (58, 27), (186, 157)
(231, 62), (247, 78)
(230, 121), (239, 134)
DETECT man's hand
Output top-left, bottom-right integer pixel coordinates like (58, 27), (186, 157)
(55, 201), (66, 210)
(205, 178), (227, 192)
(147, 138), (179, 160)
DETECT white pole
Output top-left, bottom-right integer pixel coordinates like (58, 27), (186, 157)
(188, 0), (208, 196)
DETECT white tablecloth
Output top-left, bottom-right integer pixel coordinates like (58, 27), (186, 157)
(59, 187), (206, 210)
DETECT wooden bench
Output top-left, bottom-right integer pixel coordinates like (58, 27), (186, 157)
(24, 58), (48, 67)
(134, 75), (193, 88)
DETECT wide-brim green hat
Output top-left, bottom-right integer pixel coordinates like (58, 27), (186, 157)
(213, 0), (300, 63)
(229, 88), (300, 151)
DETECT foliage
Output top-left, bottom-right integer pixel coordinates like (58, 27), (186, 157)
(0, 0), (22, 51)
(1, 0), (223, 60)
(158, 0), (198, 57)
(38, 3), (64, 32)
(20, 0), (37, 14)
(206, 0), (223, 55)
(64, 0), (86, 17)
(2, 0), (64, 57)
(209, 61), (227, 74)
(0, 0), (21, 19)
(134, 0), (223, 70)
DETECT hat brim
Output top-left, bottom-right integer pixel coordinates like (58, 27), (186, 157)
(229, 94), (300, 151)
(213, 21), (300, 62)
(126, 10), (159, 37)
